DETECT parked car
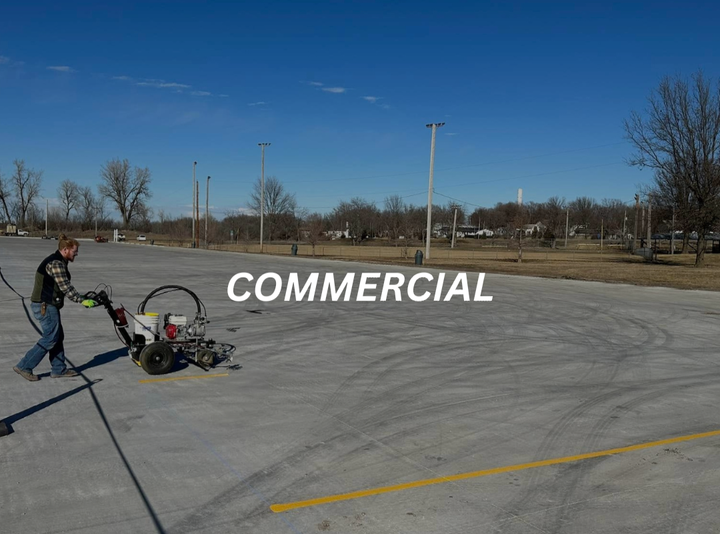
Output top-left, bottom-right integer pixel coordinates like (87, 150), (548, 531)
(17, 229), (29, 237)
(137, 235), (147, 241)
(95, 235), (108, 243)
(117, 233), (126, 241)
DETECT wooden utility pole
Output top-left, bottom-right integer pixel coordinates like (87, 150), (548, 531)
(670, 206), (675, 255)
(195, 182), (200, 247)
(646, 193), (652, 247)
(451, 207), (458, 249)
(633, 194), (640, 251)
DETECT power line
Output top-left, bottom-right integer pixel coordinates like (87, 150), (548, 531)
(438, 161), (624, 189)
(208, 141), (628, 187)
(434, 191), (485, 209)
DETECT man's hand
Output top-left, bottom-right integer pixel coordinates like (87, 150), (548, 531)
(82, 299), (99, 308)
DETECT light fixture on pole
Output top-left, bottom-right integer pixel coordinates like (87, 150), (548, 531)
(205, 176), (210, 248)
(258, 143), (271, 252)
(192, 161), (197, 248)
(425, 122), (444, 260)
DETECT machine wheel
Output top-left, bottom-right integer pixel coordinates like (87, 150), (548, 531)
(139, 342), (175, 375)
(197, 349), (215, 367)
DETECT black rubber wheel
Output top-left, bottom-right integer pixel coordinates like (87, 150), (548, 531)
(139, 342), (175, 375)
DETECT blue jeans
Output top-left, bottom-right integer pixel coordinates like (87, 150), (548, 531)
(17, 302), (68, 375)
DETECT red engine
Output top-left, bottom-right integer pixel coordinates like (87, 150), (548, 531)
(165, 324), (177, 339)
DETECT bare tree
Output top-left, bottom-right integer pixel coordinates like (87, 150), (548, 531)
(543, 196), (566, 238)
(11, 159), (43, 228)
(0, 167), (12, 223)
(402, 205), (427, 243)
(304, 212), (327, 256)
(58, 180), (80, 222)
(570, 196), (597, 236)
(78, 186), (98, 228)
(330, 198), (379, 245)
(248, 176), (297, 241)
(383, 194), (405, 245)
(652, 168), (693, 252)
(98, 158), (152, 227)
(625, 71), (720, 266)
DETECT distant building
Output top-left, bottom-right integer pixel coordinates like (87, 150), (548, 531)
(522, 222), (546, 236)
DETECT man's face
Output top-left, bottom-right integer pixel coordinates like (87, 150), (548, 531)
(62, 246), (79, 262)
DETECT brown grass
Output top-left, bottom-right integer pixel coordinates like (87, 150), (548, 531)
(121, 235), (720, 292)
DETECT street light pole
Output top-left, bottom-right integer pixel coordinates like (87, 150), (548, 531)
(425, 122), (444, 260)
(192, 161), (197, 248)
(258, 143), (270, 252)
(205, 176), (210, 248)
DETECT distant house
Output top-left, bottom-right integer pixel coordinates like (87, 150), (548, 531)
(325, 229), (349, 240)
(522, 222), (546, 236)
(569, 225), (590, 237)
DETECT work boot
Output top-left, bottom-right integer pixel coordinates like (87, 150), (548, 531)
(13, 366), (39, 382)
(51, 369), (79, 378)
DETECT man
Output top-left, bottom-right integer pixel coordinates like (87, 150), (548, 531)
(14, 235), (94, 381)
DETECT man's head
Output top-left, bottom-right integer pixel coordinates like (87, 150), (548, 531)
(58, 234), (80, 262)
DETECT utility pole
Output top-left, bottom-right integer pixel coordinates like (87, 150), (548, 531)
(646, 193), (652, 249)
(425, 122), (444, 260)
(192, 161), (197, 248)
(640, 203), (645, 245)
(622, 209), (627, 247)
(564, 208), (569, 248)
(600, 219), (604, 251)
(195, 182), (200, 247)
(258, 143), (271, 252)
(451, 207), (458, 249)
(671, 206), (675, 255)
(205, 176), (210, 248)
(633, 194), (640, 251)
(45, 199), (48, 237)
(95, 208), (98, 237)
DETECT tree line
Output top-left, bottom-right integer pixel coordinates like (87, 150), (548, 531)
(0, 158), (153, 231)
(3, 71), (719, 266)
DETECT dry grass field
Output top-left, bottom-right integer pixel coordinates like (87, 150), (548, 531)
(113, 233), (720, 292)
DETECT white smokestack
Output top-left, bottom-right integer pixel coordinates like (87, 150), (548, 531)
(517, 188), (523, 206)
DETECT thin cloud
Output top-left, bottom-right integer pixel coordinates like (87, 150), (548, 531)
(379, 104), (391, 110)
(362, 96), (381, 103)
(445, 132), (458, 136)
(0, 56), (9, 64)
(136, 80), (191, 89)
(309, 81), (324, 86)
(113, 74), (227, 98)
(47, 66), (75, 73)
(232, 207), (254, 215)
(322, 87), (347, 94)
(247, 101), (266, 106)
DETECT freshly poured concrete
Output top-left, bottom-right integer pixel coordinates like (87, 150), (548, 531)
(1, 237), (719, 534)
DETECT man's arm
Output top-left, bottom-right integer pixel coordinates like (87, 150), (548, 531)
(47, 261), (84, 303)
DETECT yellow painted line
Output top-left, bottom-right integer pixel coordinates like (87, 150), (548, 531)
(270, 428), (720, 513)
(139, 373), (229, 384)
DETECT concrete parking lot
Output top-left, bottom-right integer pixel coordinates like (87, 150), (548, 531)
(1, 237), (719, 533)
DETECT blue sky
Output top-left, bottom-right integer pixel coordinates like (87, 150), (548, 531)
(1, 0), (718, 219)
